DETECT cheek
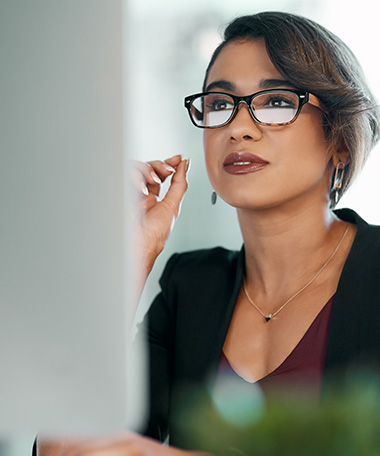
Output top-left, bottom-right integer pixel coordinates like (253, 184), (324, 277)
(300, 128), (331, 175)
(264, 126), (332, 200)
(273, 121), (330, 172)
(203, 131), (222, 187)
(202, 115), (332, 206)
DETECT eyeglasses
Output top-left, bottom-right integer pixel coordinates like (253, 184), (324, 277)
(184, 89), (320, 128)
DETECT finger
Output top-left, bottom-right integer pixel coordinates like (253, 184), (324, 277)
(129, 157), (183, 199)
(146, 159), (181, 183)
(147, 155), (184, 181)
(160, 158), (189, 219)
(164, 154), (183, 167)
(129, 166), (159, 198)
(130, 160), (163, 187)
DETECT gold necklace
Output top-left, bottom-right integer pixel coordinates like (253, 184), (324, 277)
(243, 224), (349, 322)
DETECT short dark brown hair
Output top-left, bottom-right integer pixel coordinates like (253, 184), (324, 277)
(203, 12), (380, 207)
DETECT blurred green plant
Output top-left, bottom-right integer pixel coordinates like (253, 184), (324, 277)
(178, 369), (380, 455)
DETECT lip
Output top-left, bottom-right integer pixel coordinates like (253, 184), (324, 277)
(223, 152), (269, 175)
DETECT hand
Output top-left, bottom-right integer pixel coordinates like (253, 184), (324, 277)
(130, 155), (189, 283)
(37, 432), (211, 456)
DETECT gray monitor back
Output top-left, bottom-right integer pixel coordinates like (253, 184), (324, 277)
(0, 0), (138, 441)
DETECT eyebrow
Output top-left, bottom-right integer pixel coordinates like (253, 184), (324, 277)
(205, 78), (296, 92)
(205, 80), (235, 92)
(259, 79), (296, 89)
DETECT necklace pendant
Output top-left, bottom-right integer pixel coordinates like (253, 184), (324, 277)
(265, 314), (272, 322)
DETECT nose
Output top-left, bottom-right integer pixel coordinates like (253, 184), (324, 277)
(228, 101), (263, 142)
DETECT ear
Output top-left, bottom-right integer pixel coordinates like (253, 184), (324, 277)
(331, 137), (350, 167)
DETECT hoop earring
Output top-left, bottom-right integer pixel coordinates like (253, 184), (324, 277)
(211, 190), (217, 205)
(333, 162), (345, 204)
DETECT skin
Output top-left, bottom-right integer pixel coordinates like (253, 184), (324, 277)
(38, 38), (358, 455)
(37, 433), (210, 456)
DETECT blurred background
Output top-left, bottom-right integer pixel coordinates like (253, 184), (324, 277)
(1, 0), (379, 454)
(131, 0), (380, 319)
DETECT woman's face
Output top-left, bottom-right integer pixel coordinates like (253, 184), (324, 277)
(203, 39), (334, 211)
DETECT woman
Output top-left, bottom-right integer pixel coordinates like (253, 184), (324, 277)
(37, 11), (380, 456)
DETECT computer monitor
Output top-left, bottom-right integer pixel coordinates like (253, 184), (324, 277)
(0, 1), (141, 451)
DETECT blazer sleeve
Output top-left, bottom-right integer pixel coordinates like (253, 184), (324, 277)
(136, 253), (180, 442)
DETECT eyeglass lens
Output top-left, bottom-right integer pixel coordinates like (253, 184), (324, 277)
(190, 91), (300, 127)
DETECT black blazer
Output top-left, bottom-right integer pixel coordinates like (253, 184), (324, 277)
(141, 208), (380, 447)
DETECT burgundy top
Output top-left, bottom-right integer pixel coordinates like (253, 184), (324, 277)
(217, 295), (335, 401)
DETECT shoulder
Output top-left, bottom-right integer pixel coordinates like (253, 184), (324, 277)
(163, 246), (241, 275)
(334, 208), (380, 254)
(334, 207), (380, 231)
(335, 208), (380, 296)
(158, 246), (244, 302)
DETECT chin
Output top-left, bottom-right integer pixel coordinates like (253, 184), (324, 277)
(218, 192), (275, 210)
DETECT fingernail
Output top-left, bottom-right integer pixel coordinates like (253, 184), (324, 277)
(163, 163), (176, 173)
(140, 182), (149, 196)
(151, 171), (161, 184)
(185, 158), (191, 174)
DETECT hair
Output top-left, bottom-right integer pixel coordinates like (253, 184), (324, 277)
(203, 12), (380, 207)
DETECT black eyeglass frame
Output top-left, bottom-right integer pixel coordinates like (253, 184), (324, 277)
(184, 89), (313, 129)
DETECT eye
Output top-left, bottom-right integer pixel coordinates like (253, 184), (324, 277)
(205, 95), (234, 112)
(262, 94), (297, 109)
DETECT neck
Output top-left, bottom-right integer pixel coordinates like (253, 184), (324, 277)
(238, 200), (345, 301)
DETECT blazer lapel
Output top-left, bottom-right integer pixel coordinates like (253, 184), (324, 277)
(173, 247), (245, 385)
(324, 209), (380, 378)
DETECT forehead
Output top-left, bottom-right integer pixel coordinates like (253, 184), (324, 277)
(206, 39), (284, 93)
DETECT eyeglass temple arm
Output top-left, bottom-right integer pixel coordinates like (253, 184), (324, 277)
(308, 93), (326, 113)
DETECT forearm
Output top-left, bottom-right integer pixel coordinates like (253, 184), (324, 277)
(36, 433), (213, 456)
(134, 243), (164, 306)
